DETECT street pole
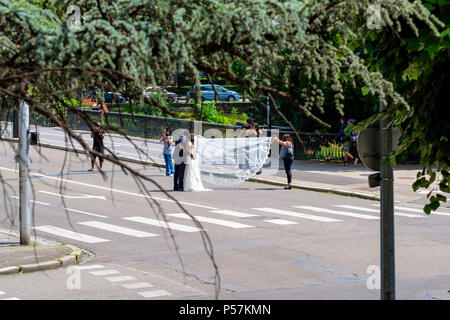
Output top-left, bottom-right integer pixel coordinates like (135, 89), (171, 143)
(18, 101), (31, 245)
(13, 109), (19, 138)
(266, 96), (271, 134)
(379, 101), (395, 300)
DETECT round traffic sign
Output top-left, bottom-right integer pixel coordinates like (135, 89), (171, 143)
(357, 122), (402, 171)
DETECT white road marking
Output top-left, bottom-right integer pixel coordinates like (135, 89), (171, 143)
(210, 210), (258, 218)
(105, 276), (136, 282)
(138, 290), (172, 298)
(151, 197), (217, 210)
(9, 196), (50, 206)
(264, 219), (298, 225)
(252, 208), (341, 222)
(334, 205), (423, 218)
(0, 291), (5, 295)
(0, 166), (217, 210)
(78, 221), (158, 238)
(211, 210), (297, 225)
(65, 208), (108, 219)
(296, 206), (379, 220)
(74, 264), (104, 270)
(39, 190), (107, 200)
(167, 213), (254, 229)
(371, 204), (450, 217)
(33, 226), (110, 243)
(89, 269), (120, 276)
(123, 216), (203, 233)
(30, 200), (50, 206)
(122, 282), (154, 289)
(1, 297), (20, 300)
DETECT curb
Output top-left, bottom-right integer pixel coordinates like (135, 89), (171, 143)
(2, 137), (379, 201)
(248, 177), (381, 201)
(0, 244), (86, 275)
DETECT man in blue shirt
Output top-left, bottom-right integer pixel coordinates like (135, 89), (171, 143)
(333, 117), (356, 166)
(159, 128), (174, 176)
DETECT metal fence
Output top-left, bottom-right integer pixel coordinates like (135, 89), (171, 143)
(6, 109), (418, 163)
(277, 130), (344, 160)
(28, 110), (345, 160)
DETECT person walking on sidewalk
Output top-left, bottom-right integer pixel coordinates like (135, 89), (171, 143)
(273, 134), (295, 189)
(347, 118), (359, 165)
(159, 128), (174, 176)
(333, 117), (355, 166)
(89, 122), (105, 172)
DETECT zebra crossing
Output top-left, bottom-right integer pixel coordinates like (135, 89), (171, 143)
(78, 264), (172, 299)
(31, 202), (450, 245)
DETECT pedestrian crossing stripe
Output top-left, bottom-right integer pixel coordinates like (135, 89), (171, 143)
(89, 269), (120, 276)
(167, 213), (254, 229)
(333, 205), (423, 218)
(122, 282), (154, 289)
(123, 216), (203, 232)
(264, 219), (298, 225)
(211, 209), (298, 225)
(370, 204), (450, 217)
(105, 276), (136, 282)
(33, 226), (110, 243)
(251, 208), (341, 222)
(78, 221), (158, 237)
(138, 290), (172, 298)
(73, 264), (104, 270)
(295, 206), (379, 220)
(210, 210), (258, 218)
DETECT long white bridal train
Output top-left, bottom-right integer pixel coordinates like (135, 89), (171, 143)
(183, 135), (272, 191)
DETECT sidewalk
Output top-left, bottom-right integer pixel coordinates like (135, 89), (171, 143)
(250, 159), (428, 204)
(0, 228), (86, 275)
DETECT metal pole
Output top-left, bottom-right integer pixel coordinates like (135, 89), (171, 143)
(18, 101), (31, 245)
(266, 96), (272, 157)
(13, 109), (19, 138)
(379, 101), (395, 300)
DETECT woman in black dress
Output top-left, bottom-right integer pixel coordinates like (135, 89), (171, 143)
(273, 134), (295, 189)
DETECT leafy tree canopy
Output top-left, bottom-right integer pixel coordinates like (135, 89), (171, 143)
(0, 0), (448, 213)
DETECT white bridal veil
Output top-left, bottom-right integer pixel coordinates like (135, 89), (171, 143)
(193, 135), (273, 187)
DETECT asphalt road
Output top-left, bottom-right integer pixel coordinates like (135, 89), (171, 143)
(0, 142), (449, 300)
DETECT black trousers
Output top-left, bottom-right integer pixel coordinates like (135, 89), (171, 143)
(283, 157), (294, 184)
(91, 145), (104, 163)
(174, 163), (186, 189)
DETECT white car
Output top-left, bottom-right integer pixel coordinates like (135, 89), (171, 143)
(143, 87), (178, 102)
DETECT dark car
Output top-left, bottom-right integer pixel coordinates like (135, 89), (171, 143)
(104, 91), (129, 103)
(82, 86), (129, 104)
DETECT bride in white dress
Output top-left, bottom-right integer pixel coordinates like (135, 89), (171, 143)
(183, 135), (211, 192)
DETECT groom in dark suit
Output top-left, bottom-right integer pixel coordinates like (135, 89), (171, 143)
(173, 135), (194, 191)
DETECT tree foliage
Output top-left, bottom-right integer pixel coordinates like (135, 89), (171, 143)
(0, 1), (448, 224)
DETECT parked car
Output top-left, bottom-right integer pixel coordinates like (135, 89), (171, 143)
(143, 86), (179, 102)
(82, 86), (129, 104)
(104, 91), (129, 103)
(186, 84), (240, 102)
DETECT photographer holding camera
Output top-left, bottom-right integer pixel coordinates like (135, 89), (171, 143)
(89, 122), (105, 172)
(159, 128), (174, 176)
